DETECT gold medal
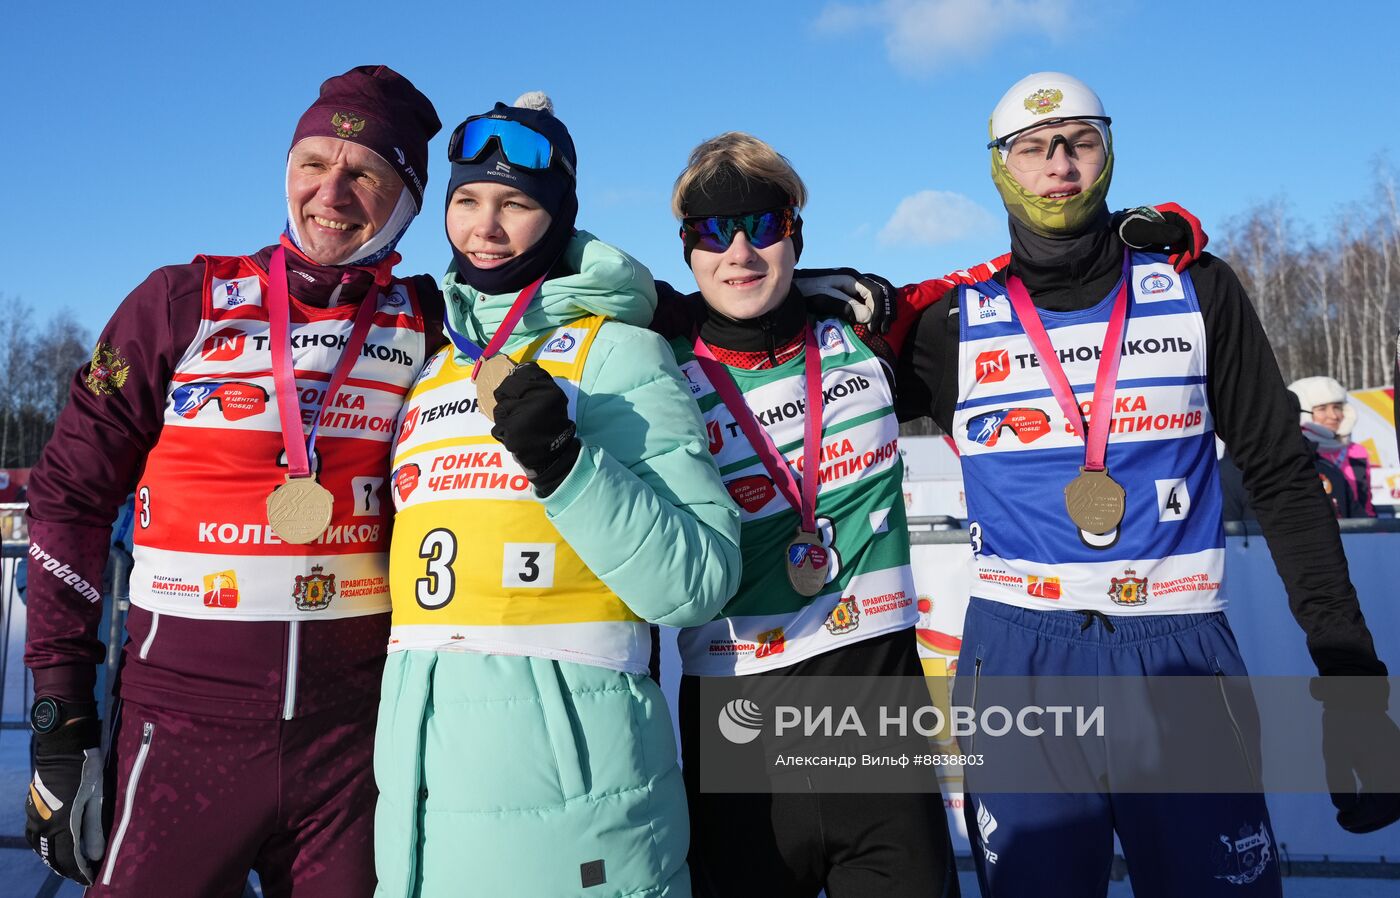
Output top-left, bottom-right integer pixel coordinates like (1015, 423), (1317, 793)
(1064, 467), (1126, 535)
(473, 353), (518, 422)
(786, 529), (831, 597)
(266, 475), (334, 544)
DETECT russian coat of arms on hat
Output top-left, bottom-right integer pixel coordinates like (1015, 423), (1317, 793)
(331, 111), (366, 138)
(1024, 88), (1064, 116)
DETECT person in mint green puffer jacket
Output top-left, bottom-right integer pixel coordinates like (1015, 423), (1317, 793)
(374, 94), (740, 898)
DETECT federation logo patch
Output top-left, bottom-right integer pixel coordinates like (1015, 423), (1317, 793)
(1132, 263), (1186, 303)
(331, 111), (366, 139)
(202, 570), (240, 608)
(682, 363), (706, 396)
(819, 324), (847, 352)
(85, 343), (131, 396)
(1108, 569), (1148, 606)
(212, 276), (263, 311)
(1140, 272), (1174, 295)
(379, 286), (408, 312)
(293, 565), (337, 611)
(969, 291), (1012, 326)
(824, 595), (860, 635)
(543, 332), (577, 354)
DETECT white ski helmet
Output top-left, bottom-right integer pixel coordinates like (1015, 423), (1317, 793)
(988, 72), (1110, 152)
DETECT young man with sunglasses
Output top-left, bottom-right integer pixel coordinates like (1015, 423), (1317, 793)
(375, 95), (740, 898)
(892, 72), (1398, 897)
(663, 131), (960, 898)
(21, 66), (443, 895)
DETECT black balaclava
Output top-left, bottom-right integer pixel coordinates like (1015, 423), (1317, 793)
(446, 96), (578, 295)
(680, 164), (805, 354)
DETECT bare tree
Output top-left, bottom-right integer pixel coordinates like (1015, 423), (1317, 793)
(1219, 158), (1400, 390)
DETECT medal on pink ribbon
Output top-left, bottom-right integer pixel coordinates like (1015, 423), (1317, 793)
(694, 325), (830, 597)
(1003, 250), (1133, 549)
(264, 245), (383, 544)
(443, 276), (547, 422)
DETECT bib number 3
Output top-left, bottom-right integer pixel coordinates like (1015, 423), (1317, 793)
(503, 543), (556, 589)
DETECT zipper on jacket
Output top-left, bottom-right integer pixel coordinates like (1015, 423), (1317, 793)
(283, 621), (300, 720)
(101, 721), (154, 886)
(138, 612), (160, 660)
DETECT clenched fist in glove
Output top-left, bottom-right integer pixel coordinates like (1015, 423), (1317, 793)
(1115, 201), (1208, 272)
(792, 268), (897, 334)
(1311, 677), (1400, 834)
(25, 704), (104, 884)
(490, 361), (581, 498)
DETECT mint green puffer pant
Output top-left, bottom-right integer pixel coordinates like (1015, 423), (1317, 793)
(374, 650), (691, 898)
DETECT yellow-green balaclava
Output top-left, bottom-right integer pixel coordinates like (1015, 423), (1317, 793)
(988, 72), (1114, 237)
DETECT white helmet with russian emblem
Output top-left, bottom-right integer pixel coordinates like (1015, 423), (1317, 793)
(987, 72), (1115, 236)
(989, 71), (1110, 153)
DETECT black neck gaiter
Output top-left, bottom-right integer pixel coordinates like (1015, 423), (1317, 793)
(699, 285), (806, 353)
(1007, 207), (1123, 312)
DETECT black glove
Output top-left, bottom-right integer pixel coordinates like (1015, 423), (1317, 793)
(1312, 676), (1400, 834)
(1114, 202), (1208, 273)
(792, 268), (896, 334)
(25, 715), (105, 884)
(490, 361), (581, 498)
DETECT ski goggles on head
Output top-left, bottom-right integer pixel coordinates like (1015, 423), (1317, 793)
(680, 207), (798, 254)
(447, 116), (575, 179)
(966, 407), (1053, 448)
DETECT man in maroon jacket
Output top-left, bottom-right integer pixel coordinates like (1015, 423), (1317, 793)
(22, 66), (443, 896)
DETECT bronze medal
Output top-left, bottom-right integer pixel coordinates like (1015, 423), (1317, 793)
(786, 529), (831, 597)
(266, 475), (334, 544)
(1064, 466), (1126, 535)
(473, 353), (518, 422)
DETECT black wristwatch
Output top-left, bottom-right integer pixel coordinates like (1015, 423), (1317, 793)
(29, 697), (97, 735)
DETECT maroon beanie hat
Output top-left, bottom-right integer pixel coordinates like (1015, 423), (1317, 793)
(290, 65), (441, 209)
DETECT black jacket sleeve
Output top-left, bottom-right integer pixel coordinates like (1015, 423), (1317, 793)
(896, 285), (961, 432)
(1195, 254), (1385, 677)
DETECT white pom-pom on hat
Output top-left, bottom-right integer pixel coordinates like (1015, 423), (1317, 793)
(513, 91), (554, 114)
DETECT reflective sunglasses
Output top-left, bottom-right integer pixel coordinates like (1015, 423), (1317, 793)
(966, 407), (1052, 447)
(448, 116), (575, 179)
(680, 207), (797, 254)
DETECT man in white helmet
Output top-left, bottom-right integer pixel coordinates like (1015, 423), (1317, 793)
(888, 72), (1398, 896)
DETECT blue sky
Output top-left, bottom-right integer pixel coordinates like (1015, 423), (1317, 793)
(4, 0), (1397, 327)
